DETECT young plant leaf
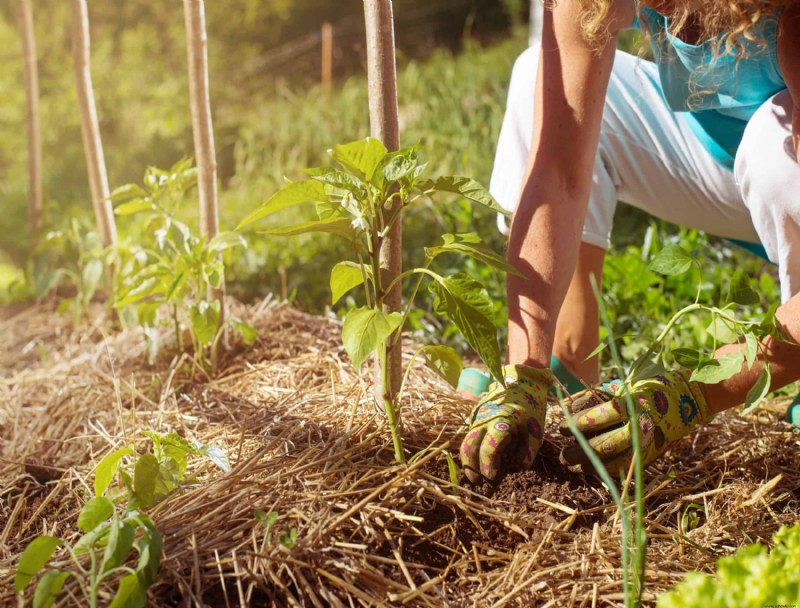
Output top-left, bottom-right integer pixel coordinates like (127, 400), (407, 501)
(32, 569), (70, 608)
(727, 269), (760, 306)
(255, 510), (279, 528)
(208, 231), (247, 253)
(648, 245), (694, 276)
(190, 300), (222, 347)
(237, 179), (328, 230)
(743, 364), (771, 414)
(196, 443), (232, 473)
(444, 451), (460, 486)
(330, 262), (369, 305)
(133, 454), (160, 509)
(231, 319), (257, 345)
(431, 176), (509, 216)
(428, 273), (504, 383)
(744, 333), (759, 368)
(280, 527), (298, 549)
(425, 233), (523, 277)
(419, 345), (463, 388)
(77, 496), (114, 533)
(305, 167), (364, 193)
(259, 217), (356, 242)
(108, 574), (147, 608)
(330, 138), (387, 181)
(81, 259), (104, 302)
(114, 199), (154, 216)
(690, 352), (744, 384)
(15, 536), (64, 591)
(95, 447), (135, 497)
(672, 348), (704, 369)
(102, 521), (136, 574)
(706, 315), (739, 345)
(341, 307), (404, 369)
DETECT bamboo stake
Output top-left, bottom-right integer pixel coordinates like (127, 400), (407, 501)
(363, 0), (402, 404)
(16, 0), (42, 236)
(69, 0), (116, 247)
(321, 22), (333, 94)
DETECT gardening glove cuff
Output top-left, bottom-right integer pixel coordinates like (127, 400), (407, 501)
(460, 364), (554, 482)
(559, 370), (713, 473)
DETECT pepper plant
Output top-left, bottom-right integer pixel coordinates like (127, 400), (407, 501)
(111, 160), (255, 374)
(238, 138), (519, 462)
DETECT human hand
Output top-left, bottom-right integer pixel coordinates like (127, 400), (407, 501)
(559, 370), (713, 474)
(460, 364), (554, 482)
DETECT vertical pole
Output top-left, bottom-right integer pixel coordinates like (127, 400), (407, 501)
(70, 0), (116, 246)
(17, 0), (42, 237)
(363, 0), (402, 406)
(321, 22), (333, 93)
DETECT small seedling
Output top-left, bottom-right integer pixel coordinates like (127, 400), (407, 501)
(94, 430), (231, 510)
(112, 159), (256, 374)
(15, 498), (162, 608)
(239, 138), (517, 462)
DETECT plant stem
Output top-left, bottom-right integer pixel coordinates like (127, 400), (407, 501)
(389, 265), (438, 347)
(379, 342), (405, 462)
(173, 303), (183, 355)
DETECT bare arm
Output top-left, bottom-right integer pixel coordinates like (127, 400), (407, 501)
(506, 1), (631, 367)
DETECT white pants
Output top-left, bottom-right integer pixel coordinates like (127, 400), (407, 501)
(491, 48), (800, 302)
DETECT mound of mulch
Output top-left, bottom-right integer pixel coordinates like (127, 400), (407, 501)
(1, 299), (798, 607)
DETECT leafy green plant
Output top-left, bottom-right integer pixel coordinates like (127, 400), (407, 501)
(94, 430), (231, 510)
(657, 523), (800, 607)
(15, 498), (162, 608)
(594, 243), (785, 412)
(111, 160), (256, 374)
(255, 510), (298, 549)
(27, 218), (111, 327)
(238, 137), (516, 462)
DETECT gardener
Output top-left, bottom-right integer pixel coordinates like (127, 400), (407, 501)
(460, 0), (800, 482)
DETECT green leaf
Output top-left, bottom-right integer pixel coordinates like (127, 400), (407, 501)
(102, 521), (136, 574)
(190, 300), (222, 347)
(15, 536), (63, 591)
(259, 217), (356, 241)
(585, 341), (608, 361)
(255, 510), (279, 528)
(330, 138), (387, 181)
(73, 521), (110, 555)
(280, 527), (298, 549)
(744, 333), (759, 368)
(727, 269), (759, 306)
(110, 183), (147, 203)
(648, 245), (694, 276)
(431, 176), (509, 216)
(114, 199), (153, 216)
(628, 349), (667, 383)
(305, 167), (364, 193)
(32, 570), (70, 608)
(743, 364), (771, 414)
(77, 496), (114, 532)
(444, 451), (460, 486)
(428, 273), (504, 383)
(231, 319), (257, 345)
(341, 307), (404, 369)
(706, 315), (739, 345)
(196, 443), (231, 473)
(672, 348), (703, 369)
(236, 180), (328, 230)
(330, 261), (369, 305)
(425, 233), (523, 277)
(419, 345), (463, 388)
(208, 231), (247, 253)
(81, 259), (104, 302)
(108, 574), (147, 608)
(133, 454), (160, 509)
(375, 147), (418, 185)
(690, 352), (745, 384)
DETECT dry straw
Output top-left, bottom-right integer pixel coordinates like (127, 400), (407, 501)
(1, 299), (798, 606)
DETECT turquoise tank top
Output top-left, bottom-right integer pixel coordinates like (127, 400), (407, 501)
(630, 6), (786, 170)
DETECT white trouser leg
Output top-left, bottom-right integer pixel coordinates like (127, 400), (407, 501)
(735, 91), (800, 303)
(490, 47), (760, 248)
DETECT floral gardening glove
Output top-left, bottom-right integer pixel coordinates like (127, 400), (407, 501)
(559, 370), (714, 474)
(460, 364), (555, 482)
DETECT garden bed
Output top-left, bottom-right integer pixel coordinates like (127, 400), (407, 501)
(1, 300), (798, 607)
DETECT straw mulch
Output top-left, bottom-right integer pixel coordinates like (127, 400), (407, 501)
(1, 299), (799, 607)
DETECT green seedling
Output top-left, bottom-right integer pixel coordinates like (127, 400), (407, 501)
(28, 217), (111, 328)
(255, 510), (298, 550)
(112, 159), (256, 374)
(15, 499), (162, 608)
(239, 137), (517, 462)
(94, 430), (230, 510)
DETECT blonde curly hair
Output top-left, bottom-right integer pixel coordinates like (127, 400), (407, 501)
(578, 0), (793, 54)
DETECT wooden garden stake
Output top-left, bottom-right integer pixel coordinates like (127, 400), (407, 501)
(17, 0), (42, 236)
(70, 0), (116, 247)
(321, 22), (333, 93)
(184, 0), (225, 362)
(363, 1), (403, 413)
